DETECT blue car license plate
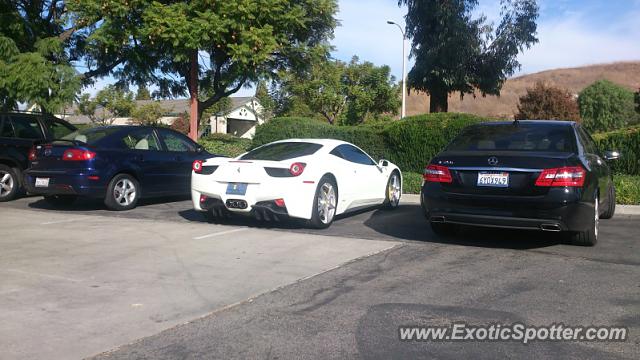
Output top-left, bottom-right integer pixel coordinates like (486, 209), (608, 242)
(477, 172), (509, 187)
(226, 183), (248, 195)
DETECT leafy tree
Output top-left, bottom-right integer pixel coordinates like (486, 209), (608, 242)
(68, 0), (338, 138)
(342, 57), (401, 125)
(77, 86), (136, 125)
(282, 59), (346, 124)
(0, 1), (123, 112)
(278, 57), (400, 124)
(131, 101), (164, 126)
(0, 36), (80, 113)
(578, 80), (637, 133)
(135, 86), (152, 100)
(399, 0), (539, 112)
(0, 0), (80, 112)
(255, 81), (275, 120)
(515, 81), (580, 121)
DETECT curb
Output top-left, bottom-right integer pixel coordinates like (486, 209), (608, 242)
(401, 193), (640, 215)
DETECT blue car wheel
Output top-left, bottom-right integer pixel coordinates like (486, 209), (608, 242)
(105, 173), (140, 211)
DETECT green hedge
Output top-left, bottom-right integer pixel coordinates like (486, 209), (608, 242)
(381, 113), (486, 173)
(613, 175), (640, 205)
(252, 117), (389, 160)
(252, 113), (486, 172)
(402, 172), (423, 194)
(593, 126), (640, 175)
(199, 133), (252, 157)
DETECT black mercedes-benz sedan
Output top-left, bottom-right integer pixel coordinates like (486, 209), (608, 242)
(421, 120), (619, 246)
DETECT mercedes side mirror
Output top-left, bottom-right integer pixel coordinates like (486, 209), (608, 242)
(603, 150), (620, 161)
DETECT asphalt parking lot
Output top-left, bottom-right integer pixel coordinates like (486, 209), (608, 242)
(1, 196), (639, 359)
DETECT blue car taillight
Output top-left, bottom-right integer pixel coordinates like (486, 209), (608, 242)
(62, 149), (96, 161)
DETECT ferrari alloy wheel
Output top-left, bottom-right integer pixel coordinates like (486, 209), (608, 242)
(310, 176), (338, 229)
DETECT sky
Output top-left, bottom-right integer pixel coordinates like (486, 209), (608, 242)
(333, 0), (640, 81)
(87, 0), (640, 97)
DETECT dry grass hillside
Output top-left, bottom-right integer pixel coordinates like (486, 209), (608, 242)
(406, 61), (640, 119)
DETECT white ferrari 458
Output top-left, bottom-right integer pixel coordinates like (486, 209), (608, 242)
(191, 139), (402, 228)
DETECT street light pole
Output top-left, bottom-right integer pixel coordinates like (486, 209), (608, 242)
(387, 20), (407, 119)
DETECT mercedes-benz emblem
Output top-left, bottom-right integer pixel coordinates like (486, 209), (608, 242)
(487, 156), (499, 166)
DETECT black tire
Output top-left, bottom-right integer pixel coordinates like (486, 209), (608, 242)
(44, 195), (78, 207)
(309, 175), (338, 229)
(382, 171), (401, 210)
(0, 165), (19, 202)
(570, 196), (598, 246)
(104, 174), (140, 211)
(430, 222), (459, 237)
(600, 184), (616, 220)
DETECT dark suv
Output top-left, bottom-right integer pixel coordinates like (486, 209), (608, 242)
(0, 112), (77, 201)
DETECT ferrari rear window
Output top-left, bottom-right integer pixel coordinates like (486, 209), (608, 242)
(446, 124), (577, 153)
(241, 142), (323, 161)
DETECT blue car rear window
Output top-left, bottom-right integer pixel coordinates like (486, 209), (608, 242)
(59, 127), (121, 145)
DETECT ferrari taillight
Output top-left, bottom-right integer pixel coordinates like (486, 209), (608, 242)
(289, 162), (306, 177)
(535, 166), (586, 187)
(424, 165), (453, 183)
(192, 160), (203, 173)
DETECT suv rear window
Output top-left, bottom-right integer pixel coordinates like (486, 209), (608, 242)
(446, 124), (577, 153)
(240, 142), (323, 161)
(43, 119), (76, 139)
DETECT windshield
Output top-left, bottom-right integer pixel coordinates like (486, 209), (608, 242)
(446, 124), (577, 153)
(59, 127), (121, 145)
(240, 142), (323, 161)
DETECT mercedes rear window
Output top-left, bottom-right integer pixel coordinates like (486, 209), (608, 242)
(58, 127), (121, 145)
(446, 124), (577, 153)
(240, 142), (323, 161)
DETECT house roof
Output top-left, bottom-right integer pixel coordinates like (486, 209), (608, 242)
(57, 96), (258, 124)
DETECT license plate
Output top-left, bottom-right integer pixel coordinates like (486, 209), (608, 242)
(226, 183), (248, 195)
(477, 172), (509, 187)
(35, 177), (50, 188)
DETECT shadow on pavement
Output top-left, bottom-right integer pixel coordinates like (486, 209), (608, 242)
(364, 204), (565, 250)
(27, 195), (191, 212)
(178, 204), (384, 229)
(178, 209), (308, 230)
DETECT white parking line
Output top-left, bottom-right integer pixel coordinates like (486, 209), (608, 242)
(41, 218), (85, 225)
(193, 228), (248, 240)
(5, 268), (82, 283)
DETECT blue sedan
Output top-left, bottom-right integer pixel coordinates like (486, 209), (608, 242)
(24, 126), (216, 210)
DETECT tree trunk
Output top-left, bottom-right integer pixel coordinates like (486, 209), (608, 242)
(188, 51), (199, 141)
(429, 88), (449, 113)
